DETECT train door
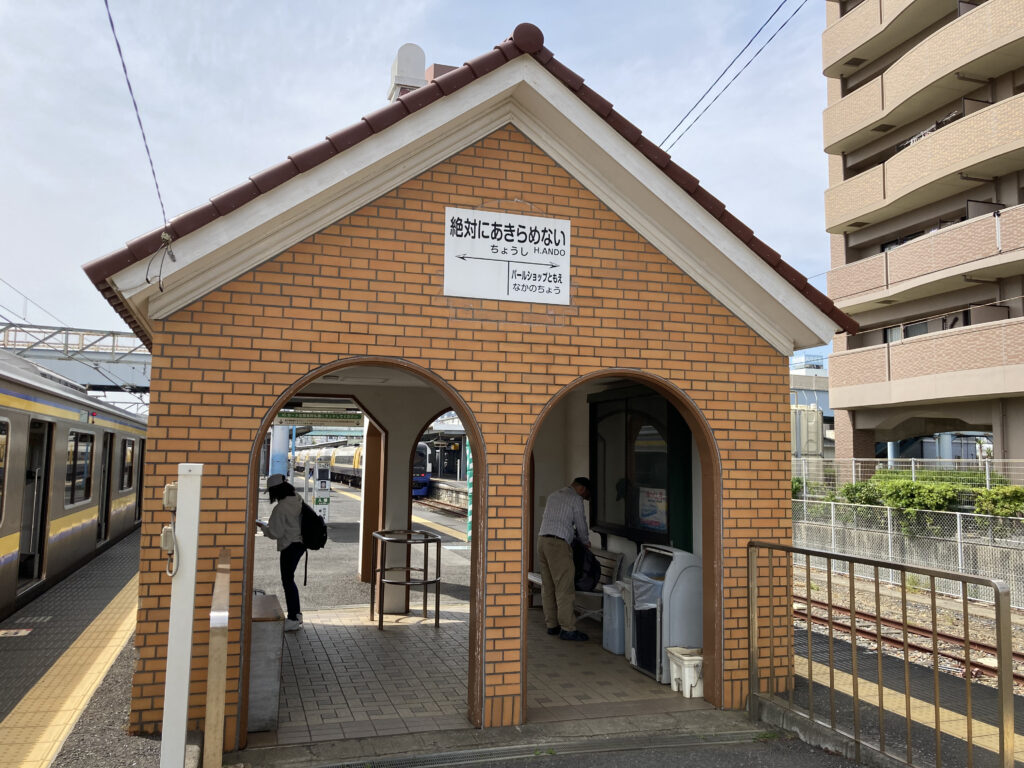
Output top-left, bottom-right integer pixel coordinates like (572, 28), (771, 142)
(19, 419), (52, 586)
(134, 439), (145, 522)
(96, 432), (114, 543)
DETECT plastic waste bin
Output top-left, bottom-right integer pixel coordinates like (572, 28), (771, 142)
(627, 544), (702, 685)
(619, 579), (634, 664)
(631, 573), (664, 677)
(601, 583), (625, 654)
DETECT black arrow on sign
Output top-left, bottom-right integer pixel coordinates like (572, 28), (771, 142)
(455, 254), (558, 268)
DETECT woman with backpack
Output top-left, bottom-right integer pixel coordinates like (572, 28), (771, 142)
(256, 474), (306, 631)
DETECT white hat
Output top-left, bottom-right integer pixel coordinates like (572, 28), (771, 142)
(267, 474), (286, 489)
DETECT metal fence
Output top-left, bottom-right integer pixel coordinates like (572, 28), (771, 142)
(748, 540), (1016, 767)
(792, 457), (1024, 497)
(793, 500), (1024, 610)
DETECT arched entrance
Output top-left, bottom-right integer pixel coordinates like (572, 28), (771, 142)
(240, 357), (489, 741)
(522, 369), (723, 711)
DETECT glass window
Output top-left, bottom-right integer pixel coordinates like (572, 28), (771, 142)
(65, 431), (94, 506)
(120, 439), (135, 491)
(0, 421), (7, 522)
(590, 388), (691, 548)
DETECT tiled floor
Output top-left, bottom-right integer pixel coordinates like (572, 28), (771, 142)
(249, 601), (707, 747)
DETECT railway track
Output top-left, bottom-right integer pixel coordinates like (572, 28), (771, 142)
(794, 594), (1024, 685)
(413, 497), (469, 516)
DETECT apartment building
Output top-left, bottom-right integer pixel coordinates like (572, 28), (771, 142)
(824, 0), (1024, 460)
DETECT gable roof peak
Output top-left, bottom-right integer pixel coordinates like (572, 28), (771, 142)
(84, 22), (856, 347)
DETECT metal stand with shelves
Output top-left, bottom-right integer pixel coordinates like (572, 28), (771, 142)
(369, 529), (442, 630)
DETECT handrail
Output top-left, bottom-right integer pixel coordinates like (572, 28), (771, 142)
(748, 540), (1014, 767)
(202, 549), (231, 768)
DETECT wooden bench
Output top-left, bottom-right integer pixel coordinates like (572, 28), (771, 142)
(527, 547), (623, 623)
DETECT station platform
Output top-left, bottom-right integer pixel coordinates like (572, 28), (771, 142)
(0, 529), (140, 768)
(10, 507), (1013, 768)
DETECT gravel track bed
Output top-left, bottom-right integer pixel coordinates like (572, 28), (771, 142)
(792, 568), (1024, 696)
(52, 634), (161, 768)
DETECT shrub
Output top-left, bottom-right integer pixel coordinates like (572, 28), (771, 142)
(974, 486), (1024, 518)
(791, 477), (804, 498)
(838, 481), (884, 506)
(877, 479), (962, 512)
(869, 468), (1007, 487)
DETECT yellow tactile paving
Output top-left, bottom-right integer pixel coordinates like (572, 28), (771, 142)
(410, 514), (468, 542)
(332, 485), (469, 542)
(0, 574), (139, 768)
(795, 655), (1022, 762)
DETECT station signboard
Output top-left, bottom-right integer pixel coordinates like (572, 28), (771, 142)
(444, 207), (571, 305)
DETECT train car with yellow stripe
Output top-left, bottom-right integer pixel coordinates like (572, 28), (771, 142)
(0, 351), (146, 619)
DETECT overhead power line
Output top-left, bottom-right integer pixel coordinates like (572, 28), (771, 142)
(103, 0), (169, 229)
(665, 0), (810, 152)
(0, 308), (149, 408)
(659, 0), (791, 149)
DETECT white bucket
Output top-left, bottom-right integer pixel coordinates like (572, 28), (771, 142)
(666, 647), (703, 698)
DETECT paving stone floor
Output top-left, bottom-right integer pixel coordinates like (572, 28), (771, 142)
(248, 600), (707, 747)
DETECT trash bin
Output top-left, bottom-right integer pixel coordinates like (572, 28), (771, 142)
(602, 583), (625, 654)
(627, 544), (702, 685)
(631, 573), (664, 677)
(619, 579), (634, 664)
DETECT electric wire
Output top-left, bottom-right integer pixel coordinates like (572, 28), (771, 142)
(666, 0), (810, 152)
(0, 306), (149, 409)
(103, 0), (168, 229)
(659, 0), (791, 148)
(0, 276), (71, 327)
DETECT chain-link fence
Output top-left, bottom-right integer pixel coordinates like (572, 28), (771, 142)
(792, 457), (1024, 506)
(792, 499), (1024, 609)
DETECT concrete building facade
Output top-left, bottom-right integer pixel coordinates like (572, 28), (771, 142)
(823, 0), (1024, 460)
(85, 24), (850, 752)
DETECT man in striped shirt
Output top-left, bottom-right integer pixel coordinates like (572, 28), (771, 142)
(537, 477), (592, 641)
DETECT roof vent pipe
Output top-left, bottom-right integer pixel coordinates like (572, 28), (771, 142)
(388, 43), (427, 102)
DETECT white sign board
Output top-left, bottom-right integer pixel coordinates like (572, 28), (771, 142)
(444, 207), (571, 305)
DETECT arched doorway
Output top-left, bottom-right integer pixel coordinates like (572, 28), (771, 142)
(240, 357), (489, 742)
(522, 370), (723, 715)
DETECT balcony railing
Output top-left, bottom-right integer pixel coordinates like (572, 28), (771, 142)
(823, 0), (924, 78)
(830, 316), (1024, 396)
(828, 203), (1024, 303)
(824, 0), (1021, 153)
(826, 92), (1024, 233)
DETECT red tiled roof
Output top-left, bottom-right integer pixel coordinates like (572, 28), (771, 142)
(84, 22), (857, 347)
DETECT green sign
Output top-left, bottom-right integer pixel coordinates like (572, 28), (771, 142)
(275, 410), (362, 426)
(466, 442), (473, 543)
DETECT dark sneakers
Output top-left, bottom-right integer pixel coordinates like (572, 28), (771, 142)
(546, 625), (561, 635)
(559, 629), (588, 641)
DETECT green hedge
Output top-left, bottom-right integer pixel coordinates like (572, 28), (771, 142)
(974, 486), (1024, 518)
(836, 479), (968, 536)
(868, 468), (1007, 487)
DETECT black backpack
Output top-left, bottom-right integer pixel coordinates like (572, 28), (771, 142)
(299, 501), (328, 587)
(300, 501), (328, 550)
(572, 539), (602, 592)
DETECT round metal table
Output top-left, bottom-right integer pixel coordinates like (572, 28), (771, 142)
(369, 529), (442, 629)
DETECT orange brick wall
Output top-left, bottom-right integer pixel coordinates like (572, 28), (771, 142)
(130, 124), (792, 741)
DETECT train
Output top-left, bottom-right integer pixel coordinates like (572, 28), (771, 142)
(411, 441), (431, 497)
(291, 440), (431, 495)
(0, 350), (146, 620)
(290, 443), (363, 486)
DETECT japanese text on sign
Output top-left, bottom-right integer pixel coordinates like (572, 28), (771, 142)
(444, 207), (571, 305)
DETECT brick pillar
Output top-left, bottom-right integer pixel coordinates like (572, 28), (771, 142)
(833, 409), (875, 460)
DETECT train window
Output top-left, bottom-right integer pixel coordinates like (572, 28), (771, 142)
(0, 421), (7, 521)
(65, 431), (94, 506)
(120, 439), (135, 491)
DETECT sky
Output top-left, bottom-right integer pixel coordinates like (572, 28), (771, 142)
(0, 0), (832, 360)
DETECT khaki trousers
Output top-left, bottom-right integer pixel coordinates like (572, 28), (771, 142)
(537, 535), (576, 632)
